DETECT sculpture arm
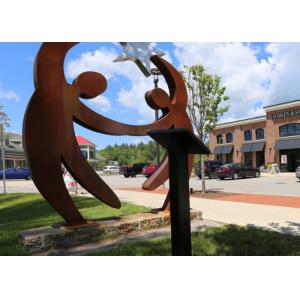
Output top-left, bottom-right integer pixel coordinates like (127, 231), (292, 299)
(73, 100), (173, 136)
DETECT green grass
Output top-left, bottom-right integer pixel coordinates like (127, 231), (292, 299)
(88, 225), (300, 256)
(0, 193), (150, 256)
(3, 193), (300, 256)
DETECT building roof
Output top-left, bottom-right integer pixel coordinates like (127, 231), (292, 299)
(215, 115), (266, 129)
(76, 136), (95, 146)
(214, 99), (300, 129)
(263, 99), (300, 109)
(264, 99), (300, 112)
(6, 132), (22, 141)
(96, 153), (106, 161)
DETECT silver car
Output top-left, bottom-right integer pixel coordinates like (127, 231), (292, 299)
(103, 166), (120, 174)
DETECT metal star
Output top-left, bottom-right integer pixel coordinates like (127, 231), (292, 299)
(113, 42), (166, 77)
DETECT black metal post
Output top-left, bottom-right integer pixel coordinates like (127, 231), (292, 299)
(168, 138), (191, 256)
(147, 128), (210, 256)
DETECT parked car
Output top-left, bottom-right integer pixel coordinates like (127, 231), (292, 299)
(142, 163), (157, 178)
(103, 165), (120, 174)
(215, 163), (260, 180)
(0, 168), (31, 180)
(195, 160), (224, 179)
(119, 165), (128, 175)
(296, 165), (300, 180)
(124, 163), (150, 178)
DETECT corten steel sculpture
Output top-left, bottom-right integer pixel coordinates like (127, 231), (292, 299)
(23, 42), (194, 226)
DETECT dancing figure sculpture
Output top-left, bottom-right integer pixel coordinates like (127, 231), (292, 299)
(23, 42), (193, 226)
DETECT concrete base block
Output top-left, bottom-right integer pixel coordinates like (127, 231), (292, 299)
(18, 210), (202, 255)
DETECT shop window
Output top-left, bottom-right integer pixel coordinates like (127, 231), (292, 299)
(255, 128), (264, 140)
(216, 154), (223, 161)
(279, 123), (300, 137)
(226, 133), (233, 143)
(256, 151), (265, 168)
(226, 152), (233, 163)
(244, 130), (252, 141)
(244, 152), (253, 167)
(217, 135), (223, 144)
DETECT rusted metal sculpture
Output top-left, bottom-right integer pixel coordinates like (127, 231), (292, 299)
(23, 42), (193, 226)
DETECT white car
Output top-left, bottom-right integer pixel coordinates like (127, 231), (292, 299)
(103, 166), (120, 174)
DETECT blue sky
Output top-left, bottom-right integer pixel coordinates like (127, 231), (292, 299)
(1, 42), (300, 150)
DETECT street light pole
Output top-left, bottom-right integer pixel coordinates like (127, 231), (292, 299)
(0, 124), (6, 194)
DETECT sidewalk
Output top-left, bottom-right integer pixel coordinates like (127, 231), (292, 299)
(115, 189), (300, 235)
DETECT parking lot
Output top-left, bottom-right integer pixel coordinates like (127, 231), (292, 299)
(0, 173), (300, 197)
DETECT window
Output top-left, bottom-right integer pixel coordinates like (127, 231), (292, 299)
(216, 154), (223, 161)
(244, 152), (253, 167)
(226, 133), (233, 143)
(244, 130), (252, 141)
(217, 134), (223, 144)
(81, 150), (88, 159)
(279, 123), (300, 137)
(226, 152), (233, 163)
(89, 150), (95, 160)
(256, 128), (264, 140)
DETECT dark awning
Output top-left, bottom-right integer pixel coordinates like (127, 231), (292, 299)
(213, 145), (233, 154)
(213, 146), (224, 154)
(274, 138), (300, 150)
(222, 145), (233, 154)
(251, 141), (265, 152)
(240, 143), (252, 152)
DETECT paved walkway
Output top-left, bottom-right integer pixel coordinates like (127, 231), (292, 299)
(115, 189), (300, 235)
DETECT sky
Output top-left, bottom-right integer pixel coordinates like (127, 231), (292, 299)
(1, 42), (300, 150)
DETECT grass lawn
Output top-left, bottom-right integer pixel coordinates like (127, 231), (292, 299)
(88, 225), (300, 256)
(0, 193), (151, 256)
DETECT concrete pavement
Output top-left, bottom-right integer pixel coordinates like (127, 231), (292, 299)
(115, 189), (300, 235)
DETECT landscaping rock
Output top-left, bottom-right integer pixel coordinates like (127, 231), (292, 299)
(18, 210), (202, 255)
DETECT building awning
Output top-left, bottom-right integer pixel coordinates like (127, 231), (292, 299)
(251, 141), (265, 152)
(213, 145), (233, 154)
(213, 146), (224, 154)
(274, 138), (300, 150)
(222, 145), (233, 154)
(240, 143), (252, 152)
(240, 142), (265, 152)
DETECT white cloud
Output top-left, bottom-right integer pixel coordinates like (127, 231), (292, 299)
(0, 82), (19, 101)
(131, 138), (149, 145)
(86, 95), (111, 112)
(265, 43), (300, 103)
(66, 45), (171, 122)
(173, 42), (300, 122)
(68, 43), (300, 124)
(173, 42), (273, 122)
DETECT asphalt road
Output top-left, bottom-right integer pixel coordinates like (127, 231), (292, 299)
(0, 173), (300, 197)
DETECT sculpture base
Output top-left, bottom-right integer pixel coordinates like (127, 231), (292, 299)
(18, 210), (202, 255)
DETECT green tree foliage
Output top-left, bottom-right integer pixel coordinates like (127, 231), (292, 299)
(97, 141), (165, 166)
(181, 65), (230, 193)
(181, 65), (230, 142)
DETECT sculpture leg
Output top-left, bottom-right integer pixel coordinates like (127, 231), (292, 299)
(29, 157), (86, 226)
(62, 138), (121, 209)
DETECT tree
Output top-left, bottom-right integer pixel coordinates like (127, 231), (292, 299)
(181, 65), (230, 193)
(0, 106), (10, 194)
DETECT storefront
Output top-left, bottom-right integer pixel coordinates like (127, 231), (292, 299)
(209, 99), (300, 172)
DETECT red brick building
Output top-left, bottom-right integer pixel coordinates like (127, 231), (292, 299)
(209, 99), (300, 171)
